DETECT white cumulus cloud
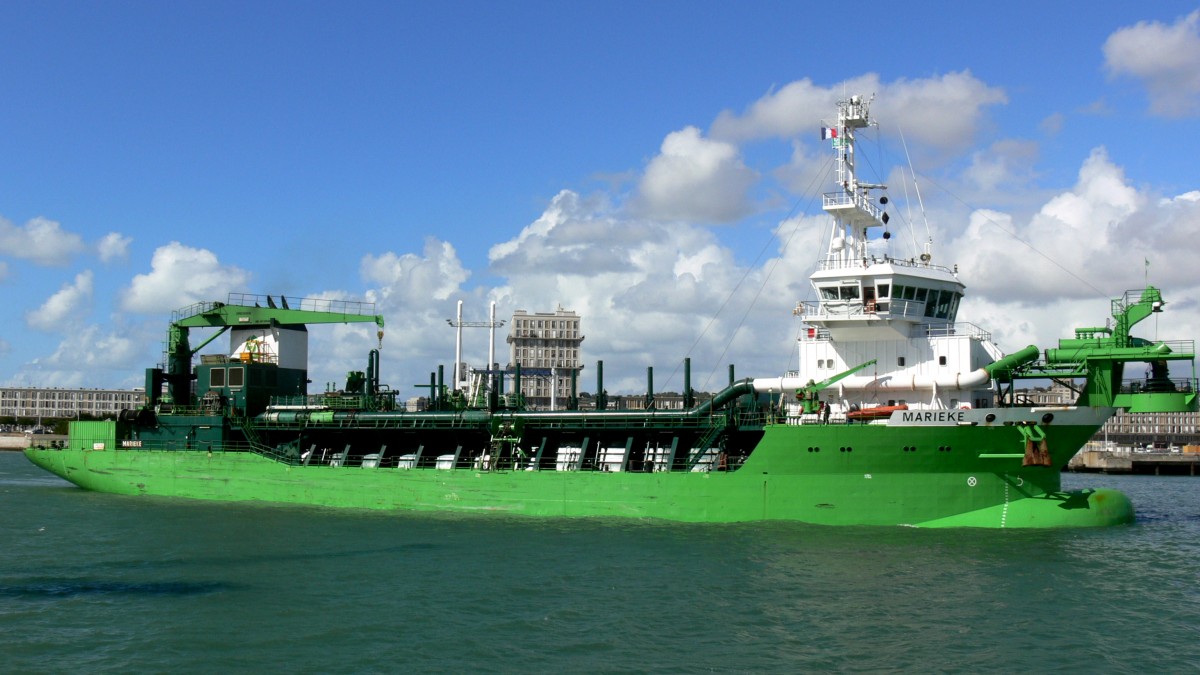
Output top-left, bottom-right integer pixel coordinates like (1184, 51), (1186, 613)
(98, 232), (133, 263)
(0, 215), (87, 266)
(711, 72), (1007, 156)
(490, 190), (641, 274)
(632, 127), (757, 224)
(1104, 10), (1200, 117)
(121, 242), (252, 313)
(486, 190), (806, 392)
(947, 147), (1198, 316)
(361, 238), (469, 307)
(24, 324), (146, 388)
(26, 270), (94, 332)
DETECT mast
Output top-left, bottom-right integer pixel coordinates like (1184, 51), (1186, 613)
(821, 94), (889, 268)
(802, 93), (976, 369)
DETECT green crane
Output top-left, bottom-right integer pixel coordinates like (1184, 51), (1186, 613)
(1037, 286), (1197, 412)
(796, 359), (878, 414)
(157, 293), (385, 406)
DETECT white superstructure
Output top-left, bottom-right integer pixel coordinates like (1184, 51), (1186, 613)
(755, 95), (1003, 413)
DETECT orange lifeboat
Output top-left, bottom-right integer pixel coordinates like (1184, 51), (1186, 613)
(846, 404), (908, 421)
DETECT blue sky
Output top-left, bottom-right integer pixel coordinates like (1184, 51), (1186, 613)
(2, 1), (1199, 396)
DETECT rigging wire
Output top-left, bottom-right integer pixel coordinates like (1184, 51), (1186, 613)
(665, 154), (836, 394)
(838, 125), (922, 261)
(912, 170), (1111, 301)
(702, 155), (836, 391)
(897, 127), (933, 249)
(855, 123), (1110, 302)
(899, 166), (921, 255)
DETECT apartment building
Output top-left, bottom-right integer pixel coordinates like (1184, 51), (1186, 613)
(507, 307), (584, 410)
(0, 386), (145, 421)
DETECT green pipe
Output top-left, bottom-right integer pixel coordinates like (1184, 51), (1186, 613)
(984, 344), (1041, 382)
(646, 367), (654, 410)
(684, 357), (694, 408)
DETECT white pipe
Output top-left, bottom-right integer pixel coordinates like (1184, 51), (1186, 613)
(752, 368), (991, 395)
(488, 301), (497, 375)
(454, 300), (463, 391)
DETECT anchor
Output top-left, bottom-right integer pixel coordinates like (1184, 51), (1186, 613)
(1018, 424), (1052, 467)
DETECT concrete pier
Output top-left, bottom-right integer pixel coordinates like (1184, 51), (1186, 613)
(1068, 448), (1200, 475)
(0, 433), (31, 450)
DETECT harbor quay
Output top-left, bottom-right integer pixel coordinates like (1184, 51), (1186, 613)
(0, 433), (66, 450)
(1069, 446), (1200, 475)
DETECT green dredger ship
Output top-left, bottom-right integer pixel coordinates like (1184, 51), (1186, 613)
(25, 96), (1198, 527)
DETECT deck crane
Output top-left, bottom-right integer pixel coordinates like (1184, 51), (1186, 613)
(152, 293), (385, 407)
(796, 359), (878, 414)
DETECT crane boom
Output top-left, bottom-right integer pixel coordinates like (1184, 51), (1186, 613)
(797, 359), (878, 414)
(161, 293), (385, 405)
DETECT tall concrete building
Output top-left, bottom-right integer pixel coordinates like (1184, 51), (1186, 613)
(507, 307), (583, 410)
(0, 386), (145, 421)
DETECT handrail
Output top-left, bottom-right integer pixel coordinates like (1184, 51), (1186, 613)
(816, 255), (955, 275)
(1119, 377), (1197, 394)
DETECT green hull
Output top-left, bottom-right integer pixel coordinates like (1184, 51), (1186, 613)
(24, 412), (1134, 528)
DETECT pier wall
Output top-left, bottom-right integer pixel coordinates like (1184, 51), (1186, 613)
(1069, 447), (1200, 475)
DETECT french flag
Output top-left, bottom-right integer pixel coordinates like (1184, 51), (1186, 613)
(821, 127), (838, 140)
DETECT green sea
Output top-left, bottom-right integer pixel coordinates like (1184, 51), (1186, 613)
(2, 451), (1199, 673)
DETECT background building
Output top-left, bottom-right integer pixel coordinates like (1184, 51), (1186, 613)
(507, 307), (583, 410)
(0, 386), (145, 422)
(1010, 382), (1200, 450)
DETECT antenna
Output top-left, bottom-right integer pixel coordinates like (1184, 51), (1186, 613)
(898, 127), (933, 259)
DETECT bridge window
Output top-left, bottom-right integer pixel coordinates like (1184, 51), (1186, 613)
(933, 290), (955, 319)
(209, 368), (225, 387)
(228, 367), (245, 388)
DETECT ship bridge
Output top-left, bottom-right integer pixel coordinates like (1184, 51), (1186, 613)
(790, 94), (1001, 411)
(802, 255), (964, 342)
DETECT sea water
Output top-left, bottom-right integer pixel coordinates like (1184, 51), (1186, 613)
(2, 450), (1199, 673)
